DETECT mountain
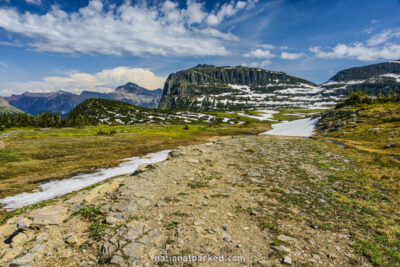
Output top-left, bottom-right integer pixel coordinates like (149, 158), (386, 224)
(159, 64), (334, 111)
(4, 83), (162, 115)
(0, 96), (23, 115)
(66, 98), (240, 125)
(321, 60), (400, 97)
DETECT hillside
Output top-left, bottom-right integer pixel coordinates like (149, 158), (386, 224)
(66, 98), (251, 125)
(0, 96), (23, 115)
(321, 60), (400, 97)
(159, 64), (334, 111)
(5, 83), (162, 115)
(314, 95), (400, 160)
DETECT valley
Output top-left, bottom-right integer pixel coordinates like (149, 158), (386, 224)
(0, 60), (399, 267)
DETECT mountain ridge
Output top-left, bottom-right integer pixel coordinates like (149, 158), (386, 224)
(159, 64), (332, 111)
(5, 83), (162, 115)
(321, 60), (400, 97)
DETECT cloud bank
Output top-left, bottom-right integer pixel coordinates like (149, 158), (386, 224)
(0, 0), (256, 57)
(1, 67), (166, 96)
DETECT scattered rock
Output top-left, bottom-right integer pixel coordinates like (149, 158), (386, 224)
(16, 218), (32, 229)
(110, 255), (125, 266)
(282, 255), (292, 265)
(193, 216), (205, 226)
(122, 242), (144, 258)
(64, 233), (78, 244)
(101, 242), (117, 256)
(223, 234), (232, 242)
(272, 245), (291, 253)
(106, 215), (124, 225)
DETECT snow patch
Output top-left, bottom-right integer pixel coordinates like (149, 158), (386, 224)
(381, 73), (400, 82)
(0, 150), (171, 211)
(261, 118), (318, 137)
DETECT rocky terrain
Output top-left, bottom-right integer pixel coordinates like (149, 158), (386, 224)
(159, 64), (335, 111)
(2, 134), (394, 266)
(5, 83), (162, 115)
(321, 60), (400, 98)
(0, 96), (23, 115)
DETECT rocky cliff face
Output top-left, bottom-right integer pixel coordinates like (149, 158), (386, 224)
(5, 83), (162, 115)
(159, 64), (334, 111)
(0, 96), (23, 115)
(321, 60), (400, 97)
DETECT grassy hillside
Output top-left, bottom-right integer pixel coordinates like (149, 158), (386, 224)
(315, 93), (400, 160)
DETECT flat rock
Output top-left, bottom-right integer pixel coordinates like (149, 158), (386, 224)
(272, 245), (291, 253)
(122, 242), (144, 258)
(277, 234), (297, 243)
(110, 255), (126, 266)
(28, 206), (68, 227)
(10, 252), (36, 266)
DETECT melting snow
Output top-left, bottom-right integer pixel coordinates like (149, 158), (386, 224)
(0, 150), (171, 211)
(238, 110), (278, 121)
(381, 73), (400, 82)
(261, 118), (318, 137)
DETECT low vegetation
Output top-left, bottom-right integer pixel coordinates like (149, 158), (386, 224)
(0, 122), (270, 200)
(315, 93), (400, 160)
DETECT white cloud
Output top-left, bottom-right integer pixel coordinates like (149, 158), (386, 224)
(25, 0), (41, 5)
(243, 49), (275, 58)
(367, 29), (400, 46)
(310, 29), (400, 61)
(281, 52), (303, 60)
(259, 44), (275, 49)
(1, 67), (166, 95)
(243, 60), (272, 68)
(206, 1), (249, 26)
(0, 61), (8, 67)
(0, 0), (255, 57)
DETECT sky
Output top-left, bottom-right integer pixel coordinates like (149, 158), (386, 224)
(0, 0), (399, 96)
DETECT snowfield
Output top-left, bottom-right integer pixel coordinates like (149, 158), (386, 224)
(261, 118), (318, 137)
(0, 150), (171, 211)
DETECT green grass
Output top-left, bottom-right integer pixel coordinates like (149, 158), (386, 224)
(0, 122), (270, 200)
(187, 181), (209, 189)
(88, 222), (108, 240)
(315, 102), (400, 159)
(233, 136), (400, 266)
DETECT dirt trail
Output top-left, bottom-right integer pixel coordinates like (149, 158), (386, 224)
(0, 135), (371, 266)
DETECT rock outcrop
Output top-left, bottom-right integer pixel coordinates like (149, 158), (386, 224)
(321, 60), (400, 98)
(159, 64), (333, 111)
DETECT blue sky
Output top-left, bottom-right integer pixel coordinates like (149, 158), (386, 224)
(0, 0), (399, 95)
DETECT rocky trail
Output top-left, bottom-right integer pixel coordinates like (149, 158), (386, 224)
(0, 135), (375, 266)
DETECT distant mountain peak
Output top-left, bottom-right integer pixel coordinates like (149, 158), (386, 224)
(5, 82), (162, 115)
